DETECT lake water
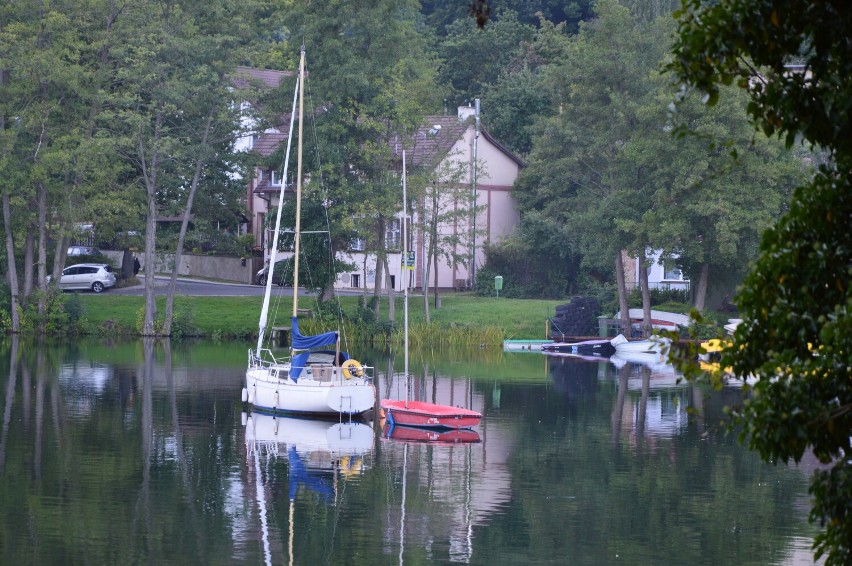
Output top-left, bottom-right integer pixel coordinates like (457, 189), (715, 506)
(0, 337), (820, 565)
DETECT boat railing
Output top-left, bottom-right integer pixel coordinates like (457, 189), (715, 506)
(248, 348), (286, 368)
(247, 348), (373, 383)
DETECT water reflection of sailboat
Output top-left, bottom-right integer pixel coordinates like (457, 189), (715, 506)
(243, 412), (374, 566)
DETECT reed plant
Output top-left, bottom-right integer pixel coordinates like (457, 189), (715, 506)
(395, 322), (505, 350)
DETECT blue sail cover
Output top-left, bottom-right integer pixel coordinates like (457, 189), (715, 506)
(289, 316), (338, 381)
(288, 446), (333, 501)
(291, 316), (338, 349)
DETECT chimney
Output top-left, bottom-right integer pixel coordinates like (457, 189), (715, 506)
(458, 104), (475, 122)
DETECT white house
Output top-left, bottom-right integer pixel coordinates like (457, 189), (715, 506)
(230, 66), (294, 267)
(335, 105), (524, 292)
(245, 100), (524, 292)
(622, 249), (690, 292)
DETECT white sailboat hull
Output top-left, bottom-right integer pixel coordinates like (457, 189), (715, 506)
(246, 364), (375, 415)
(244, 412), (375, 453)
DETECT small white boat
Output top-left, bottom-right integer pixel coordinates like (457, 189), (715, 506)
(724, 318), (742, 335)
(243, 48), (375, 416)
(613, 309), (692, 331)
(614, 335), (671, 356)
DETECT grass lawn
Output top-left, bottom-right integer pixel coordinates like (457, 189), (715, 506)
(73, 292), (563, 339)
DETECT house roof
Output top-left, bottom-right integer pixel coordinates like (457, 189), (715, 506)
(231, 66), (293, 89)
(396, 115), (524, 169)
(250, 112), (524, 171)
(253, 131), (288, 157)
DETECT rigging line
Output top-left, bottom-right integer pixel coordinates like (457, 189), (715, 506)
(305, 63), (349, 348)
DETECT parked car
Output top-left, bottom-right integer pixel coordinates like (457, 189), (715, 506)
(255, 259), (293, 286)
(50, 263), (116, 293)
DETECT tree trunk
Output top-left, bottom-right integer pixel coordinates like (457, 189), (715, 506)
(141, 112), (163, 336)
(2, 194), (21, 333)
(615, 251), (630, 337)
(422, 235), (431, 323)
(373, 251), (383, 320)
(121, 249), (134, 280)
(694, 263), (709, 311)
(362, 254), (369, 300)
(36, 181), (48, 330)
(22, 230), (34, 303)
(638, 248), (652, 338)
(163, 114), (212, 336)
(433, 236), (440, 309)
(382, 253), (395, 322)
(52, 232), (70, 282)
(373, 218), (384, 320)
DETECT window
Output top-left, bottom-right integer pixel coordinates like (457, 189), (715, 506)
(663, 263), (684, 281)
(351, 238), (365, 251)
(270, 169), (282, 186)
(384, 219), (401, 249)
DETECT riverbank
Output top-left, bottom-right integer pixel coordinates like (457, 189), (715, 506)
(71, 292), (563, 342)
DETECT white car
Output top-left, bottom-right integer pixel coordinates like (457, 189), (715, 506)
(52, 263), (116, 293)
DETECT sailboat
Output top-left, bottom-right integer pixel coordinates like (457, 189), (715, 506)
(243, 48), (375, 416)
(380, 151), (482, 430)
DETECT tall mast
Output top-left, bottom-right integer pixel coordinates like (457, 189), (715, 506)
(292, 46), (305, 318)
(256, 54), (300, 354)
(402, 150), (409, 408)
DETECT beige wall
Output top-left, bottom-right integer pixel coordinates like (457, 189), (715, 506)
(105, 251), (255, 284)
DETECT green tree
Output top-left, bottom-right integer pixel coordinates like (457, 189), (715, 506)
(405, 153), (480, 318)
(514, 0), (668, 333)
(277, 0), (438, 318)
(0, 0), (130, 332)
(624, 81), (807, 311)
(437, 10), (535, 107)
(478, 211), (580, 299)
(481, 18), (570, 157)
(668, 1), (852, 563)
(105, 0), (264, 335)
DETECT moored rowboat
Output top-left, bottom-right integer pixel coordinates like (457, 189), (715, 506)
(381, 400), (482, 430)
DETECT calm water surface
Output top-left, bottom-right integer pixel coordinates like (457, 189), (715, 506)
(0, 337), (819, 565)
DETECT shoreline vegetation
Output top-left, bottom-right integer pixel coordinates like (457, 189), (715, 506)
(52, 293), (564, 346)
(3, 289), (721, 347)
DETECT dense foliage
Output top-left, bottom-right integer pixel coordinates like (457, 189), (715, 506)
(668, 1), (852, 563)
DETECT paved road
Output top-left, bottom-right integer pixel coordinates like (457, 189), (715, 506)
(110, 276), (365, 297)
(111, 276), (268, 297)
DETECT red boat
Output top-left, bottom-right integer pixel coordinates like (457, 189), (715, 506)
(382, 423), (481, 444)
(381, 399), (482, 429)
